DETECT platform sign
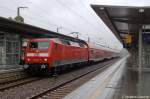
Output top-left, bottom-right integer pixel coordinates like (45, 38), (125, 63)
(124, 34), (132, 44)
(122, 34), (132, 48)
(123, 34), (132, 44)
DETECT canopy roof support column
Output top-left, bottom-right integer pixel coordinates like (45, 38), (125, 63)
(138, 25), (143, 96)
(138, 26), (142, 73)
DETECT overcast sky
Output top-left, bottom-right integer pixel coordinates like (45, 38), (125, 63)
(0, 0), (130, 51)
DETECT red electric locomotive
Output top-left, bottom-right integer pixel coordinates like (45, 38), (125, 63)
(24, 38), (89, 75)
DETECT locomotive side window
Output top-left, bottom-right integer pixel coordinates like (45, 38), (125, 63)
(79, 43), (85, 48)
(70, 41), (80, 47)
(61, 40), (70, 45)
(91, 49), (94, 54)
(29, 42), (49, 49)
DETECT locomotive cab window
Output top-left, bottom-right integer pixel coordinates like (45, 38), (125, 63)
(29, 42), (49, 49)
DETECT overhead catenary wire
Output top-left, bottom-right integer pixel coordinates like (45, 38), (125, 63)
(30, 1), (85, 33)
(56, 0), (103, 33)
(6, 0), (100, 40)
(24, 1), (84, 33)
(55, 0), (110, 45)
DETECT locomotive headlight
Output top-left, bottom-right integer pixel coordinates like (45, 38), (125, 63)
(44, 58), (47, 61)
(27, 58), (30, 61)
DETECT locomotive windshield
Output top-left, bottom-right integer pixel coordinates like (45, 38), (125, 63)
(29, 41), (49, 49)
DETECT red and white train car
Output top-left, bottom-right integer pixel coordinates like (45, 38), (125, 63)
(88, 43), (118, 62)
(23, 38), (119, 75)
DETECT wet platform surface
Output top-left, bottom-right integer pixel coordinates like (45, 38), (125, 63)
(64, 56), (128, 99)
(64, 55), (150, 99)
(119, 69), (150, 99)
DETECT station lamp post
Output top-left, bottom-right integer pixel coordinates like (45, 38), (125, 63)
(138, 8), (144, 96)
(138, 8), (144, 73)
(57, 27), (62, 33)
(15, 7), (28, 23)
(88, 37), (90, 42)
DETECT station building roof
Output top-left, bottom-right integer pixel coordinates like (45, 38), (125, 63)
(91, 5), (150, 43)
(0, 16), (86, 44)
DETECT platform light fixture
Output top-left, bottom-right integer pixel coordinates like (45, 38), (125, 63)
(99, 7), (104, 10)
(139, 8), (144, 13)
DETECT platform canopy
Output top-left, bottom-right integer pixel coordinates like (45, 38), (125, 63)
(91, 5), (150, 43)
(0, 16), (86, 44)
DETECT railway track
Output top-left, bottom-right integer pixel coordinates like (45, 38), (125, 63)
(30, 59), (118, 99)
(0, 77), (42, 91)
(0, 58), (119, 99)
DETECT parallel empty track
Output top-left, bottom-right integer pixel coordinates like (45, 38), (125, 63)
(0, 77), (42, 91)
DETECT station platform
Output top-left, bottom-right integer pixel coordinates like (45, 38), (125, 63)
(64, 55), (129, 99)
(0, 66), (25, 84)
